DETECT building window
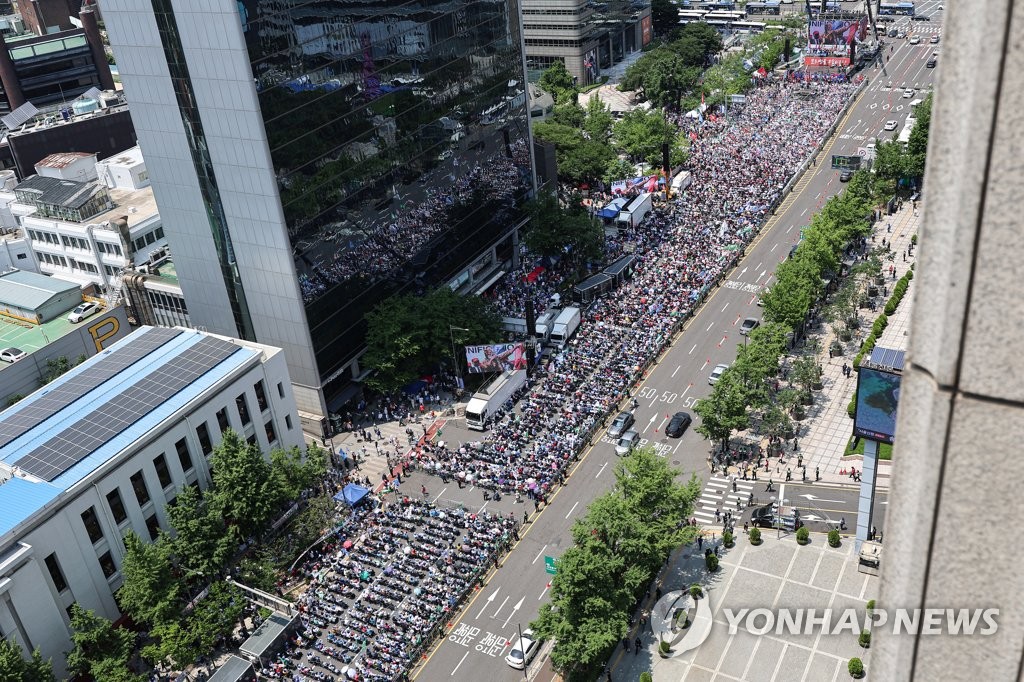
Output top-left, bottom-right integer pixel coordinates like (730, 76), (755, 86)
(236, 394), (251, 426)
(216, 407), (230, 433)
(145, 514), (161, 541)
(196, 422), (212, 455)
(106, 488), (128, 525)
(285, 414), (292, 430)
(247, 434), (257, 447)
(277, 382), (285, 399)
(81, 507), (103, 544)
(130, 471), (151, 506)
(155, 227), (164, 239)
(65, 604), (77, 622)
(45, 553), (68, 592)
(265, 420), (276, 445)
(176, 438), (193, 473)
(98, 551), (117, 579)
(254, 380), (268, 412)
(153, 454), (172, 489)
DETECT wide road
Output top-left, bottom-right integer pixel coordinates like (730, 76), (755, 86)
(410, 19), (941, 682)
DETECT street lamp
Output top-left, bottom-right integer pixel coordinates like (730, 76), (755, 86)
(450, 325), (469, 392)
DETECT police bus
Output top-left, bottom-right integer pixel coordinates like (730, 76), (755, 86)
(745, 1), (782, 15)
(878, 2), (915, 15)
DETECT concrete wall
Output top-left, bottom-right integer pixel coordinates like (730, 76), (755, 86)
(872, 0), (1024, 679)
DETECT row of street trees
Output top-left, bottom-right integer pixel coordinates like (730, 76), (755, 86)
(694, 169), (881, 451)
(61, 433), (327, 680)
(530, 448), (700, 681)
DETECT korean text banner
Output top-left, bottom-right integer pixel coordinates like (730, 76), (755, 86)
(465, 343), (527, 374)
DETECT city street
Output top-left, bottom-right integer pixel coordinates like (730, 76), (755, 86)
(410, 18), (940, 682)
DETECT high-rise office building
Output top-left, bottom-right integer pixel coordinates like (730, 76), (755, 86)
(101, 0), (535, 425)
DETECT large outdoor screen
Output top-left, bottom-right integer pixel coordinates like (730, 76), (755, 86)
(808, 18), (869, 47)
(853, 367), (902, 444)
(465, 343), (527, 374)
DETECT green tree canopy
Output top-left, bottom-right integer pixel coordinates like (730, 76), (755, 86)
(208, 430), (281, 542)
(523, 191), (605, 265)
(905, 93), (933, 178)
(66, 604), (141, 682)
(671, 22), (724, 67)
(165, 484), (233, 577)
(694, 370), (752, 451)
(0, 640), (55, 682)
(271, 443), (327, 501)
(583, 95), (615, 143)
(550, 101), (586, 129)
(117, 531), (180, 627)
(650, 0), (679, 37)
(539, 61), (576, 104)
(531, 448), (699, 678)
(613, 108), (676, 164)
(363, 287), (502, 392)
(621, 49), (700, 110)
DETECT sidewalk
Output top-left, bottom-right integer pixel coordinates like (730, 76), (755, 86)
(778, 201), (920, 488)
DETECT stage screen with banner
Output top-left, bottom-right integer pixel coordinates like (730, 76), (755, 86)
(465, 343), (527, 373)
(853, 367), (902, 444)
(808, 18), (868, 47)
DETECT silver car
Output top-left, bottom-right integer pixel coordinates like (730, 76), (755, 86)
(615, 429), (640, 456)
(709, 363), (729, 385)
(608, 411), (635, 438)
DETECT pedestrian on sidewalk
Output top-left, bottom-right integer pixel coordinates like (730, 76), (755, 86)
(634, 637), (641, 654)
(622, 638), (630, 653)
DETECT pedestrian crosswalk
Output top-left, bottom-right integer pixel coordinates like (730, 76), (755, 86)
(692, 475), (757, 526)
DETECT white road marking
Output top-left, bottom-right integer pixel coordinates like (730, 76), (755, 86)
(801, 208), (808, 216)
(672, 365), (681, 378)
(492, 595), (509, 618)
(770, 243), (778, 252)
(539, 583), (550, 600)
(739, 267), (747, 277)
(786, 225), (793, 233)
(432, 487), (447, 503)
(532, 546), (547, 565)
(658, 416), (669, 432)
(706, 322), (714, 332)
(565, 501), (580, 519)
(689, 343), (697, 354)
(596, 461), (608, 478)
(503, 597), (524, 628)
(721, 302), (729, 313)
(451, 652), (469, 676)
(476, 586), (501, 619)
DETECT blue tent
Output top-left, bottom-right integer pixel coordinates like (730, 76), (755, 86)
(334, 483), (371, 507)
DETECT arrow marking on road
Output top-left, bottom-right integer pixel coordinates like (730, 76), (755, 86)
(503, 598), (524, 628)
(758, 269), (767, 281)
(477, 587), (502, 619)
(798, 494), (846, 504)
(492, 595), (509, 619)
(739, 267), (747, 277)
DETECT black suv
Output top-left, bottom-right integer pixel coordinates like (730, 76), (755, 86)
(911, 14), (930, 20)
(665, 412), (692, 438)
(751, 504), (776, 528)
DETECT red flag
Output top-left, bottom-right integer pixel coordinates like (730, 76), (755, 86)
(689, 131), (698, 142)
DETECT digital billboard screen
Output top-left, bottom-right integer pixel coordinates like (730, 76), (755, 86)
(465, 343), (527, 374)
(808, 18), (869, 47)
(853, 367), (902, 444)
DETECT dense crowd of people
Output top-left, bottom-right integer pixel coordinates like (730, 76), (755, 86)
(258, 498), (518, 681)
(248, 77), (860, 682)
(412, 78), (858, 502)
(298, 140), (532, 303)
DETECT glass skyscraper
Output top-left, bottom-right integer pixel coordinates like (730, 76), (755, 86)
(103, 0), (535, 423)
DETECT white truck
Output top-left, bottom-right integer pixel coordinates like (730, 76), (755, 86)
(534, 309), (557, 343)
(549, 306), (582, 349)
(465, 369), (527, 430)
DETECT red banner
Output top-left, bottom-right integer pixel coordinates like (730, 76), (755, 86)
(641, 15), (653, 46)
(803, 56), (851, 67)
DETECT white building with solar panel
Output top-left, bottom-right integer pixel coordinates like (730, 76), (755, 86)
(0, 326), (304, 676)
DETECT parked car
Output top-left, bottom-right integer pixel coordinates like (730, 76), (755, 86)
(665, 412), (692, 438)
(68, 301), (100, 323)
(709, 363), (729, 385)
(739, 317), (760, 335)
(911, 14), (930, 21)
(608, 411), (636, 438)
(505, 629), (540, 670)
(839, 169), (853, 182)
(0, 347), (26, 363)
(751, 504), (776, 528)
(926, 58), (937, 68)
(615, 429), (641, 456)
(884, 120), (898, 131)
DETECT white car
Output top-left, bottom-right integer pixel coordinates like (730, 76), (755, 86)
(0, 347), (26, 363)
(505, 629), (540, 670)
(909, 35), (921, 45)
(903, 89), (915, 98)
(615, 429), (640, 456)
(884, 120), (898, 131)
(68, 301), (100, 323)
(709, 363), (729, 385)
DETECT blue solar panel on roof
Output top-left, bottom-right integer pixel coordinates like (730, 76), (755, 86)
(0, 328), (182, 448)
(868, 346), (906, 370)
(13, 336), (238, 481)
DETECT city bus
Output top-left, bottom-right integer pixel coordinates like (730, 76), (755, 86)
(678, 9), (708, 21)
(704, 18), (731, 31)
(699, 1), (736, 11)
(745, 1), (782, 15)
(878, 2), (915, 15)
(704, 11), (746, 22)
(732, 20), (768, 32)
